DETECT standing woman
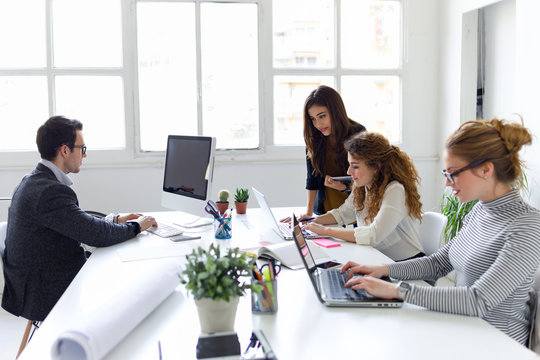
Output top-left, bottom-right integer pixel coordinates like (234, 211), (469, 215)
(303, 131), (425, 261)
(303, 85), (366, 217)
(342, 118), (540, 346)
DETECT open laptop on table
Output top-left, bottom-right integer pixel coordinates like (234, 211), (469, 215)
(291, 214), (403, 308)
(251, 187), (322, 240)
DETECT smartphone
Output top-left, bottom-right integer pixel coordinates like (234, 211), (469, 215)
(330, 176), (352, 182)
(317, 261), (342, 269)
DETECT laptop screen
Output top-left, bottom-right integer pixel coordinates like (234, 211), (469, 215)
(292, 215), (317, 271)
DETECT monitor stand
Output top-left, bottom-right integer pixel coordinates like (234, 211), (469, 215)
(174, 216), (213, 229)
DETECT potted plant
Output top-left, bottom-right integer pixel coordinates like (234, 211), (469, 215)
(216, 189), (231, 216)
(440, 172), (529, 243)
(234, 188), (249, 214)
(179, 244), (261, 333)
(439, 188), (477, 243)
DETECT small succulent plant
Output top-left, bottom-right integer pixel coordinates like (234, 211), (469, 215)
(234, 188), (249, 203)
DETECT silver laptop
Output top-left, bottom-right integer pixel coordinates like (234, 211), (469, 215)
(291, 214), (403, 308)
(251, 187), (321, 240)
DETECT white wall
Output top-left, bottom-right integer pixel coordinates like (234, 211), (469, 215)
(0, 0), (442, 220)
(438, 0), (540, 208)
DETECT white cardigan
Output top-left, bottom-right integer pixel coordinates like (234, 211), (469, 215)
(328, 181), (423, 261)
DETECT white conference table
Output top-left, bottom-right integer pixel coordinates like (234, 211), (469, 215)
(19, 208), (538, 360)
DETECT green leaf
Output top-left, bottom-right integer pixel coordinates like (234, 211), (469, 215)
(179, 243), (258, 301)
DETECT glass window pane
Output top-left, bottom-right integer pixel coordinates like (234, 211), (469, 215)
(201, 3), (259, 149)
(0, 77), (48, 151)
(52, 0), (122, 67)
(0, 0), (46, 68)
(341, 76), (400, 143)
(55, 76), (125, 149)
(137, 3), (197, 152)
(341, 0), (400, 69)
(273, 0), (334, 68)
(273, 76), (334, 145)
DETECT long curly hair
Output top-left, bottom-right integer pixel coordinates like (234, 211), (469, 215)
(345, 132), (423, 223)
(303, 85), (362, 176)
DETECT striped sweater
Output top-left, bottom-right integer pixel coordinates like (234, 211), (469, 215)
(388, 190), (540, 345)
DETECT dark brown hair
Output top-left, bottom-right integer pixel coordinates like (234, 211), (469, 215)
(445, 118), (532, 186)
(303, 85), (363, 176)
(345, 132), (423, 223)
(36, 116), (83, 160)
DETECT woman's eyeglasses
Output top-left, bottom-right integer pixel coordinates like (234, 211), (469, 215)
(441, 158), (490, 184)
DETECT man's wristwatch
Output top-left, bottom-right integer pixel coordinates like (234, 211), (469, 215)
(397, 281), (411, 301)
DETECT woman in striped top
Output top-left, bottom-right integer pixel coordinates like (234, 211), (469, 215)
(341, 118), (540, 345)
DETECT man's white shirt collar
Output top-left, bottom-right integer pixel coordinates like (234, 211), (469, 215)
(40, 159), (73, 187)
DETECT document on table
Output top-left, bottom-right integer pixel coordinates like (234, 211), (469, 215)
(116, 242), (193, 262)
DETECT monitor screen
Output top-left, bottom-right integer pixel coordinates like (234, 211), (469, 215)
(161, 135), (216, 220)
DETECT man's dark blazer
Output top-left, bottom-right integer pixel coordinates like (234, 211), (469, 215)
(1, 163), (139, 321)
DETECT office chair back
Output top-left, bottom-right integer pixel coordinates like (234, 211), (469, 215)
(0, 221), (41, 359)
(0, 221), (6, 257)
(1, 221), (7, 295)
(418, 212), (448, 256)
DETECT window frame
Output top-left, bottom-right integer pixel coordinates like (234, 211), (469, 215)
(0, 0), (404, 168)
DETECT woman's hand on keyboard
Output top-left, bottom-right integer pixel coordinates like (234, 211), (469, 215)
(302, 221), (329, 235)
(340, 262), (389, 281)
(344, 275), (399, 300)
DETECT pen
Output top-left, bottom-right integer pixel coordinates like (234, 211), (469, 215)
(300, 217), (315, 222)
(158, 340), (162, 360)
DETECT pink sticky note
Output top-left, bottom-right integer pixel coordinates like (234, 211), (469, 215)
(311, 238), (341, 248)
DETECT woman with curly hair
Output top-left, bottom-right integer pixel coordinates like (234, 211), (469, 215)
(302, 131), (424, 261)
(302, 85), (366, 217)
(342, 118), (540, 346)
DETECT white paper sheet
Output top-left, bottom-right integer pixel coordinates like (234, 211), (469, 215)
(51, 259), (182, 360)
(116, 243), (193, 262)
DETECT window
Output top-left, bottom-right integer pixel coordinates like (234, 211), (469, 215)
(137, 1), (259, 151)
(0, 0), (402, 159)
(0, 0), (126, 153)
(273, 0), (401, 144)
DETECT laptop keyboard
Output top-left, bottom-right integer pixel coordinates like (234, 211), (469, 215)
(146, 223), (184, 238)
(279, 222), (317, 238)
(321, 269), (367, 300)
(278, 221), (291, 235)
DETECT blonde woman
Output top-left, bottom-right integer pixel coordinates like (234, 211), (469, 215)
(342, 118), (540, 346)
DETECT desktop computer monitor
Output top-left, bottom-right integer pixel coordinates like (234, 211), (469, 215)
(161, 135), (216, 225)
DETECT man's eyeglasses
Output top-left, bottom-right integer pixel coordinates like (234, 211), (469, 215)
(72, 145), (87, 155)
(441, 158), (490, 185)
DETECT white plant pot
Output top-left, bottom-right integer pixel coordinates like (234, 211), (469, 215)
(195, 297), (240, 334)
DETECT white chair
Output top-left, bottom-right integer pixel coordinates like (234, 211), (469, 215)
(0, 222), (39, 359)
(419, 212), (448, 256)
(528, 267), (540, 353)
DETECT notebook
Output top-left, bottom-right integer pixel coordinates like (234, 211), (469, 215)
(251, 187), (321, 240)
(291, 214), (403, 308)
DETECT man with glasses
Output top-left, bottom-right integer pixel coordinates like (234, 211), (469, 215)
(1, 116), (157, 322)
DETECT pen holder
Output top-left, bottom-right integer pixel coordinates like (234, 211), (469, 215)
(214, 217), (232, 239)
(251, 279), (278, 314)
